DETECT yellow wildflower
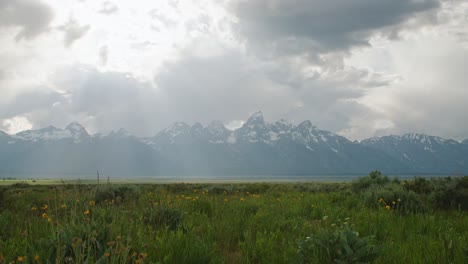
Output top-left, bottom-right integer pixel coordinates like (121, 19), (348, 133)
(397, 198), (401, 202)
(47, 217), (52, 223)
(60, 204), (67, 209)
(84, 209), (90, 215)
(41, 204), (48, 210)
(34, 254), (39, 262)
(385, 205), (390, 210)
(41, 213), (48, 219)
(392, 201), (396, 205)
(31, 206), (37, 211)
(89, 200), (95, 206)
(240, 197), (245, 202)
(17, 256), (24, 262)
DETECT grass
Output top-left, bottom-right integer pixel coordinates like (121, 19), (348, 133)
(0, 175), (467, 263)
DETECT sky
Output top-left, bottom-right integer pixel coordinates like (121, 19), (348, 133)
(1, 0), (468, 141)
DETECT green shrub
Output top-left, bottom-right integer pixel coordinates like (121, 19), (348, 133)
(361, 183), (426, 214)
(430, 176), (468, 210)
(352, 171), (390, 193)
(296, 227), (378, 263)
(402, 177), (433, 194)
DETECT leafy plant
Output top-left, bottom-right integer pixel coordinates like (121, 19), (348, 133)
(297, 227), (378, 263)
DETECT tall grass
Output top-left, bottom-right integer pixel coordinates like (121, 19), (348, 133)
(0, 175), (466, 263)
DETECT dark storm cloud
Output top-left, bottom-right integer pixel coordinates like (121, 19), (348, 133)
(0, 90), (64, 120)
(0, 0), (54, 40)
(233, 0), (440, 56)
(58, 18), (91, 47)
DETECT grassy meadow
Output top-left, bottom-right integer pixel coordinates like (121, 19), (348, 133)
(0, 172), (467, 263)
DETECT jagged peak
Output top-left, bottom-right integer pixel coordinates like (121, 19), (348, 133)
(191, 123), (204, 134)
(66, 121), (84, 129)
(207, 120), (227, 131)
(192, 122), (203, 129)
(363, 133), (449, 145)
(15, 125), (59, 135)
(400, 133), (444, 143)
(276, 118), (290, 125)
(41, 125), (61, 131)
(297, 120), (315, 129)
(65, 122), (89, 136)
(245, 111), (265, 124)
(273, 119), (292, 128)
(166, 121), (190, 131)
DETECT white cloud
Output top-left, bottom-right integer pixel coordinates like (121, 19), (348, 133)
(2, 116), (33, 134)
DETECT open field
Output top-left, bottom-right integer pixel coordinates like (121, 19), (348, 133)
(0, 173), (467, 263)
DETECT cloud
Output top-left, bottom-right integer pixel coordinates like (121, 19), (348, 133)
(41, 65), (161, 135)
(346, 34), (468, 140)
(232, 0), (440, 57)
(99, 1), (118, 15)
(153, 48), (383, 133)
(0, 90), (65, 121)
(99, 45), (108, 66)
(0, 0), (54, 40)
(58, 17), (91, 47)
(1, 116), (32, 134)
(148, 8), (178, 28)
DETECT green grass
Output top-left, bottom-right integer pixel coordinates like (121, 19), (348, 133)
(0, 176), (467, 263)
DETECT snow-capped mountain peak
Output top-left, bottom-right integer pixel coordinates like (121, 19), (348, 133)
(297, 120), (315, 130)
(244, 111), (265, 127)
(166, 122), (190, 131)
(207, 120), (228, 132)
(190, 123), (204, 136)
(14, 126), (65, 141)
(66, 122), (89, 138)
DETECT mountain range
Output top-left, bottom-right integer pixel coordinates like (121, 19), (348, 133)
(1, 112), (467, 177)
